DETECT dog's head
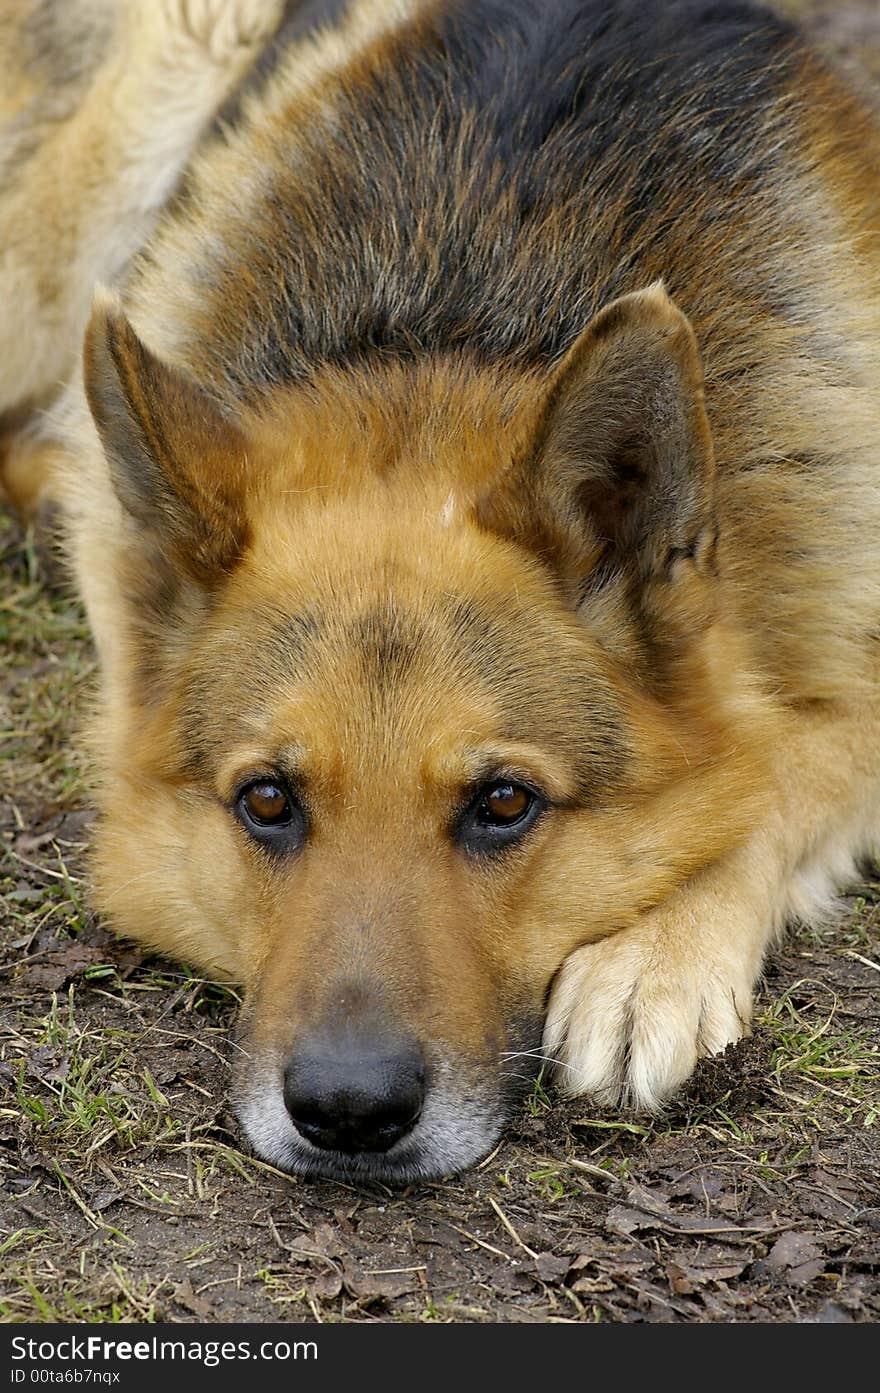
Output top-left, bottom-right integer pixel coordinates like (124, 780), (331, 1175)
(80, 284), (765, 1180)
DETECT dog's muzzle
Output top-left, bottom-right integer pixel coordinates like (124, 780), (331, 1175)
(232, 992), (542, 1182)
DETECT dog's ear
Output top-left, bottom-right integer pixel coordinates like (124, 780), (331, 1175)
(83, 290), (251, 582)
(479, 284), (718, 642)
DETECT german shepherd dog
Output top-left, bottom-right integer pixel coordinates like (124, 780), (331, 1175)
(2, 0), (879, 1183)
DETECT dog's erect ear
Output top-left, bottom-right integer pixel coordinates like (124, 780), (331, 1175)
(479, 284), (717, 637)
(83, 291), (251, 581)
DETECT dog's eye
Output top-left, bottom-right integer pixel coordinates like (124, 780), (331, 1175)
(242, 781), (291, 824)
(235, 779), (306, 852)
(457, 780), (543, 855)
(479, 784), (531, 825)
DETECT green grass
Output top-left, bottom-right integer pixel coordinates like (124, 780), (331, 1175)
(9, 989), (186, 1159)
(0, 513), (93, 801)
(763, 980), (880, 1123)
(2, 1264), (163, 1324)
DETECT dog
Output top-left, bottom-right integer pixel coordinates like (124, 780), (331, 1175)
(2, 0), (879, 1183)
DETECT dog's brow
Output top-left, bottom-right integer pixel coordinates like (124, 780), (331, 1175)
(350, 604), (427, 684)
(273, 608), (325, 672)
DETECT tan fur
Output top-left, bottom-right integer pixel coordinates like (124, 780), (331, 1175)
(3, 0), (879, 1178)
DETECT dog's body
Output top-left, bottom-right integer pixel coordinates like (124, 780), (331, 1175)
(2, 0), (879, 1181)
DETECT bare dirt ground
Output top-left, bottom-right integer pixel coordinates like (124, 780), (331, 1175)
(1, 0), (879, 1325)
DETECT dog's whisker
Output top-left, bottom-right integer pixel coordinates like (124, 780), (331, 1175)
(84, 869), (159, 907)
(498, 1049), (575, 1075)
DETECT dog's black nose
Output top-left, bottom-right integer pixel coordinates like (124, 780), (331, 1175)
(283, 1034), (425, 1153)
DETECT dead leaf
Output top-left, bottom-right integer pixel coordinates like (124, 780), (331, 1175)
(814, 1301), (853, 1323)
(625, 1184), (675, 1216)
(409, 1219), (468, 1248)
(571, 1274), (616, 1295)
(765, 1231), (822, 1271)
(293, 1222), (345, 1260)
(112, 946), (145, 978)
(606, 1205), (653, 1237)
(533, 1251), (571, 1283)
(173, 1278), (211, 1319)
(27, 1045), (70, 1084)
(666, 1261), (696, 1295)
(666, 1167), (726, 1201)
(91, 1188), (123, 1213)
(311, 1268), (343, 1302)
(787, 1259), (825, 1286)
(666, 1247), (748, 1292)
(342, 1260), (421, 1300)
(715, 1193), (741, 1215)
(27, 942), (108, 991)
(145, 1048), (195, 1085)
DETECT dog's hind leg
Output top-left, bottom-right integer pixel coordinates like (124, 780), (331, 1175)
(544, 698), (880, 1111)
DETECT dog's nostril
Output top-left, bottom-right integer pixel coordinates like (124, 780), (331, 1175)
(283, 1039), (425, 1154)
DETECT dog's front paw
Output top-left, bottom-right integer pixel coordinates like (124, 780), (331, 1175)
(544, 911), (755, 1110)
(156, 0), (283, 62)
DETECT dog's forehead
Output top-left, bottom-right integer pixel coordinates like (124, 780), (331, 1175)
(184, 563), (628, 798)
(237, 583), (578, 718)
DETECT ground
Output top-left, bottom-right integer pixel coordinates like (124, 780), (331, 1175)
(1, 0), (879, 1327)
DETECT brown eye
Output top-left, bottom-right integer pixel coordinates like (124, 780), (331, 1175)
(236, 778), (305, 854)
(482, 784), (530, 825)
(456, 779), (543, 856)
(243, 782), (290, 824)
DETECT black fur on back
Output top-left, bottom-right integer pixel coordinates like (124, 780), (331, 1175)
(161, 0), (807, 398)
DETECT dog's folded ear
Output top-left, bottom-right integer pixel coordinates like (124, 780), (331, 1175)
(479, 283), (718, 642)
(83, 290), (252, 582)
